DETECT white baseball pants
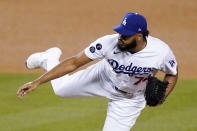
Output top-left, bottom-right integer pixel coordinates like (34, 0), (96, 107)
(45, 59), (146, 131)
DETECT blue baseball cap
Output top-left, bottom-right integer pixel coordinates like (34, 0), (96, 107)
(113, 13), (147, 36)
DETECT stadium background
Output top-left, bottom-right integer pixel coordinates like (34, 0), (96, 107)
(0, 0), (196, 130)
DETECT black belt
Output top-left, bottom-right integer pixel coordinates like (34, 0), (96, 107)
(114, 86), (128, 94)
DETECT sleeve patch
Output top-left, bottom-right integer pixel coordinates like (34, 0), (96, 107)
(89, 46), (96, 53)
(96, 43), (102, 50)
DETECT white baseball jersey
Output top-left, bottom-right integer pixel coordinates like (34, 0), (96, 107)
(43, 34), (177, 131)
(84, 34), (177, 94)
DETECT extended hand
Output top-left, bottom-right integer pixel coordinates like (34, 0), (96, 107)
(17, 81), (39, 99)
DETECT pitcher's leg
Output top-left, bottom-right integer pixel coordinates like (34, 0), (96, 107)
(25, 47), (110, 98)
(103, 97), (146, 131)
(47, 59), (111, 98)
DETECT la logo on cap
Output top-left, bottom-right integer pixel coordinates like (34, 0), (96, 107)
(122, 18), (127, 26)
(113, 12), (147, 36)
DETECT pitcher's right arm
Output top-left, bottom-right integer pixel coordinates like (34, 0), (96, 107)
(17, 51), (92, 99)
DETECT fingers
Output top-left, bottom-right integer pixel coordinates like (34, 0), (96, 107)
(17, 90), (26, 99)
(17, 82), (33, 99)
(17, 87), (27, 99)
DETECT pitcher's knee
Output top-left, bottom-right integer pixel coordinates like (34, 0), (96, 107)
(52, 84), (74, 98)
(52, 85), (67, 98)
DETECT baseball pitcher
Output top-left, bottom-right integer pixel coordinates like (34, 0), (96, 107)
(17, 12), (178, 131)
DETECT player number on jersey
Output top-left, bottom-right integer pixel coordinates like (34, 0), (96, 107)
(134, 74), (151, 85)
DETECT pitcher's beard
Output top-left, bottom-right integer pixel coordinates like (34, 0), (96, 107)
(118, 40), (137, 52)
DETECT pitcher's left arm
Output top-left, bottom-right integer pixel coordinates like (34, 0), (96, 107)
(163, 69), (178, 98)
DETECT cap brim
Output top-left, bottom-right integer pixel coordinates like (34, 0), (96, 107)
(113, 24), (136, 36)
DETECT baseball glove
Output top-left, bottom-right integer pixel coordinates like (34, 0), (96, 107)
(145, 77), (169, 106)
